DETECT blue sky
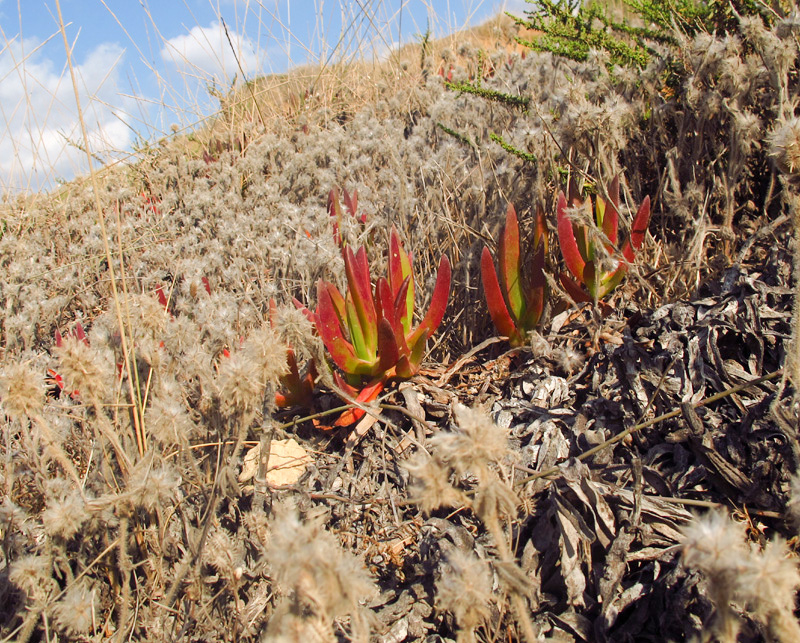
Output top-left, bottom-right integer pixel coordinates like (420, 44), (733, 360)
(0, 0), (532, 193)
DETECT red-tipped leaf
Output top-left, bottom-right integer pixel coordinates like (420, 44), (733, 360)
(388, 227), (414, 336)
(559, 272), (592, 304)
(521, 241), (547, 332)
(498, 203), (526, 322)
(601, 175), (620, 245)
(343, 187), (358, 218)
(407, 254), (451, 346)
(316, 283), (370, 375)
(557, 191), (585, 281)
(481, 246), (519, 339)
(622, 195), (651, 262)
(333, 376), (385, 426)
(377, 318), (400, 374)
(344, 245), (377, 354)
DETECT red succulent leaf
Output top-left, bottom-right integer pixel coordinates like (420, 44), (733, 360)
(292, 297), (316, 326)
(155, 285), (169, 311)
(343, 188), (358, 219)
(557, 191), (585, 281)
(329, 186), (348, 246)
(202, 276), (211, 294)
(322, 281), (347, 328)
(392, 276), (412, 349)
(521, 240), (547, 332)
(388, 227), (414, 335)
(567, 177), (583, 208)
(499, 203), (526, 322)
(533, 203), (548, 255)
(316, 282), (370, 375)
(344, 245), (377, 354)
(407, 254), (451, 347)
(74, 322), (88, 345)
(275, 350), (316, 409)
(332, 375), (385, 426)
(375, 276), (411, 356)
(622, 195), (651, 262)
(559, 272), (592, 304)
(583, 262), (598, 301)
(396, 332), (428, 379)
(377, 318), (400, 374)
(598, 263), (627, 301)
(481, 246), (519, 340)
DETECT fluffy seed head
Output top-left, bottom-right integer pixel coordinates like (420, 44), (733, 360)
(768, 117), (800, 176)
(266, 501), (377, 627)
(53, 580), (95, 636)
(53, 335), (109, 401)
(404, 451), (467, 513)
(0, 360), (45, 421)
(42, 490), (89, 540)
(9, 554), (57, 602)
(437, 548), (493, 643)
(431, 404), (510, 480)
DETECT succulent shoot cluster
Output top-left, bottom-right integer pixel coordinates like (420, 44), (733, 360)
(557, 176), (651, 304)
(290, 189), (451, 425)
(482, 174), (651, 345)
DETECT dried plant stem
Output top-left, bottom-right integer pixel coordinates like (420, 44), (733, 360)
(31, 413), (83, 489)
(54, 0), (145, 458)
(92, 399), (133, 476)
(116, 516), (131, 643)
(482, 513), (538, 642)
(252, 417), (274, 516)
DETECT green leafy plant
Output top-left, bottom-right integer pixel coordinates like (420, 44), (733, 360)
(296, 227), (451, 424)
(557, 175), (651, 304)
(481, 203), (548, 347)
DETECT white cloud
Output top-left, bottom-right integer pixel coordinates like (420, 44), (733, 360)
(501, 0), (535, 18)
(160, 21), (260, 83)
(0, 37), (137, 193)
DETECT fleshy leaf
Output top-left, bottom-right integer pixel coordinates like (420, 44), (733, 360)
(583, 262), (598, 301)
(343, 187), (358, 218)
(598, 263), (627, 300)
(388, 227), (414, 336)
(557, 191), (585, 281)
(344, 245), (377, 355)
(481, 246), (519, 340)
(407, 254), (451, 347)
(602, 175), (620, 245)
(333, 376), (385, 426)
(329, 187), (343, 246)
(316, 283), (370, 375)
(499, 203), (526, 322)
(391, 277), (412, 355)
(560, 272), (592, 304)
(533, 203), (548, 255)
(622, 195), (651, 262)
(377, 318), (400, 374)
(521, 241), (547, 332)
(345, 295), (370, 362)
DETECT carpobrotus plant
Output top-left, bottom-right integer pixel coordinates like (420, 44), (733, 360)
(297, 224), (451, 424)
(481, 203), (548, 346)
(557, 175), (651, 305)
